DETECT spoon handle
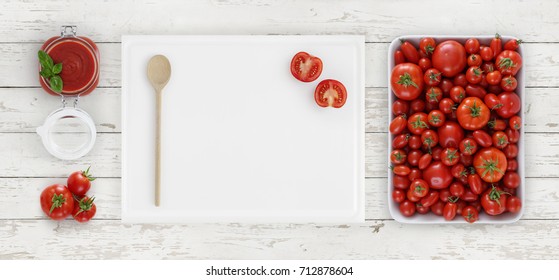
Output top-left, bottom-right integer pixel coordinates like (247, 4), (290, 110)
(155, 89), (162, 206)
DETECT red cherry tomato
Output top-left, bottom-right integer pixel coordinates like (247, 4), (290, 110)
(431, 146), (443, 161)
(450, 182), (465, 197)
(390, 149), (407, 165)
(392, 134), (410, 149)
(421, 130), (439, 149)
(501, 76), (518, 91)
(410, 179), (429, 198)
(393, 175), (411, 190)
(456, 97), (490, 130)
(408, 135), (422, 150)
(459, 138), (478, 156)
(479, 46), (494, 61)
(290, 52), (323, 82)
(408, 168), (422, 181)
(392, 165), (411, 176)
(420, 191), (440, 208)
(467, 54), (482, 67)
(462, 205), (479, 223)
(438, 121), (465, 148)
(430, 200), (445, 216)
(496, 92), (521, 118)
(507, 159), (518, 171)
(464, 38), (480, 54)
(407, 149), (422, 166)
(423, 161), (453, 189)
(394, 50), (406, 65)
(72, 196), (97, 223)
(492, 131), (509, 149)
(503, 171), (520, 189)
(391, 63), (424, 101)
(488, 118), (507, 131)
(481, 186), (507, 215)
(474, 147), (508, 183)
(67, 167), (95, 197)
(460, 189), (479, 202)
(504, 39), (522, 51)
(468, 172), (484, 195)
(410, 99), (426, 114)
(393, 189), (406, 203)
(506, 196), (522, 213)
(509, 116), (522, 130)
(400, 41), (420, 64)
(40, 184), (75, 220)
(443, 198), (459, 221)
(427, 110), (446, 127)
(450, 86), (466, 103)
(472, 130), (492, 148)
(399, 200), (416, 217)
(465, 84), (487, 99)
(432, 40), (467, 77)
(424, 68), (442, 86)
(439, 78), (454, 94)
(490, 33), (502, 59)
(453, 74), (468, 88)
(418, 57), (432, 72)
(419, 37), (436, 56)
(407, 112), (429, 135)
(392, 99), (410, 116)
(486, 71), (502, 86)
(418, 153), (432, 170)
(389, 115), (407, 134)
(466, 66), (483, 84)
(425, 87), (443, 105)
(441, 147), (460, 166)
(505, 128), (520, 144)
(496, 50), (522, 76)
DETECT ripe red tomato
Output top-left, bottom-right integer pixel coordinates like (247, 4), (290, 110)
(459, 138), (478, 156)
(472, 130), (492, 148)
(441, 147), (460, 166)
(479, 46), (494, 61)
(407, 112), (429, 135)
(431, 146), (443, 160)
(496, 50), (522, 76)
(407, 149), (422, 166)
(462, 206), (479, 223)
(460, 189), (479, 202)
(486, 71), (502, 86)
(427, 110), (446, 127)
(451, 163), (467, 178)
(456, 97), (490, 130)
(393, 175), (411, 190)
(410, 179), (429, 198)
(466, 66), (483, 84)
(496, 92), (521, 118)
(488, 119), (507, 131)
(399, 200), (416, 217)
(504, 39), (522, 51)
(314, 79), (347, 108)
(505, 128), (520, 144)
(392, 133), (410, 149)
(416, 204), (430, 214)
(467, 54), (482, 67)
(438, 98), (455, 115)
(408, 135), (422, 150)
(464, 38), (480, 54)
(67, 167), (95, 197)
(468, 172), (484, 195)
(423, 68), (442, 86)
(391, 63), (424, 101)
(430, 200), (445, 216)
(503, 143), (519, 159)
(509, 116), (522, 130)
(465, 84), (487, 99)
(418, 58), (432, 72)
(418, 153), (432, 170)
(507, 159), (518, 171)
(423, 161), (453, 189)
(425, 87), (443, 105)
(501, 76), (517, 91)
(421, 129), (439, 149)
(439, 78), (454, 94)
(474, 147), (508, 183)
(290, 52), (323, 82)
(420, 191), (439, 207)
(492, 131), (509, 149)
(400, 41), (420, 64)
(506, 196), (522, 213)
(390, 115), (407, 134)
(438, 121), (465, 148)
(408, 168), (422, 181)
(432, 40), (467, 77)
(450, 86), (466, 103)
(481, 186), (507, 215)
(453, 74), (468, 87)
(419, 37), (436, 55)
(490, 33), (502, 58)
(483, 93), (501, 110)
(503, 171), (520, 189)
(407, 188), (421, 202)
(72, 196), (97, 223)
(450, 182), (465, 197)
(393, 189), (406, 203)
(410, 99), (426, 114)
(390, 149), (407, 165)
(481, 61), (495, 73)
(393, 165), (411, 176)
(40, 184), (75, 220)
(394, 50), (406, 65)
(443, 199), (458, 221)
(392, 99), (410, 116)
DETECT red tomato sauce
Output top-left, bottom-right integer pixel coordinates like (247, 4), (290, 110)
(40, 37), (99, 96)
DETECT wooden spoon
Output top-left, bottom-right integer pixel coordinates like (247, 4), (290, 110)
(147, 55), (171, 207)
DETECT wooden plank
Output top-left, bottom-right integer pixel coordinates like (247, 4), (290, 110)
(1, 177), (556, 220)
(0, 133), (556, 178)
(1, 0), (559, 43)
(1, 43), (558, 88)
(1, 219), (559, 259)
(0, 88), (120, 133)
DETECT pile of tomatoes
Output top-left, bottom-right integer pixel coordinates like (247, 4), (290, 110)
(40, 167), (97, 223)
(389, 35), (522, 222)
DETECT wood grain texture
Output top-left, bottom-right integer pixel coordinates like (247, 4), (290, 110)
(1, 177), (557, 220)
(1, 220), (559, 259)
(1, 0), (559, 43)
(1, 43), (559, 88)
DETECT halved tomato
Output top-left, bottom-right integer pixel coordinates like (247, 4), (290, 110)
(290, 52), (323, 82)
(314, 79), (347, 108)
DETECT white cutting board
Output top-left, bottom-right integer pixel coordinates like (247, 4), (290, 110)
(121, 35), (364, 223)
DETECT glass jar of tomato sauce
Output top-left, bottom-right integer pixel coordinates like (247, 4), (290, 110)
(37, 26), (100, 160)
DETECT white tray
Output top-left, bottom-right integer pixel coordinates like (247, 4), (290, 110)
(387, 35), (525, 224)
(122, 35), (365, 223)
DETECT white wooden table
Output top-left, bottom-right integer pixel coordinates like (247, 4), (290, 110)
(1, 0), (559, 259)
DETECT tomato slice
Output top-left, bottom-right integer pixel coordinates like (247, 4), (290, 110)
(290, 52), (323, 82)
(314, 79), (347, 108)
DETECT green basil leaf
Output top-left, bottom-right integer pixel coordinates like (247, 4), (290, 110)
(45, 53), (54, 69)
(40, 67), (53, 78)
(52, 63), (62, 74)
(50, 75), (63, 93)
(38, 50), (49, 68)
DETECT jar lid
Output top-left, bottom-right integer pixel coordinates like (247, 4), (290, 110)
(36, 106), (96, 160)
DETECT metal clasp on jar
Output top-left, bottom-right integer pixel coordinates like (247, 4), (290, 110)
(60, 25), (77, 37)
